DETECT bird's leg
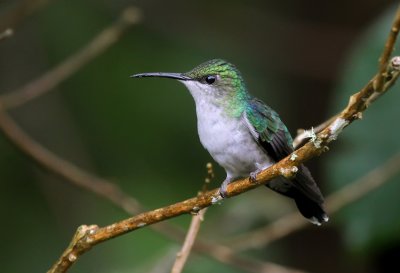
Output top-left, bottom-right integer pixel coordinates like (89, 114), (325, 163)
(219, 176), (233, 198)
(250, 163), (269, 183)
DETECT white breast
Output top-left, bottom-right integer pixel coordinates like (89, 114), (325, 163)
(194, 95), (273, 179)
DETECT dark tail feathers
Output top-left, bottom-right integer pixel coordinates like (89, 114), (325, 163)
(294, 195), (329, 225)
(266, 164), (329, 225)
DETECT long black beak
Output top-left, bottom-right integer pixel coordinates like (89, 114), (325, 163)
(130, 72), (192, 81)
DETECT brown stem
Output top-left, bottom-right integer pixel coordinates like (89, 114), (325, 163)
(170, 208), (207, 273)
(375, 5), (400, 92)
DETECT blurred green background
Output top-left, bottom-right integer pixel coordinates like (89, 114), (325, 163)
(1, 0), (400, 272)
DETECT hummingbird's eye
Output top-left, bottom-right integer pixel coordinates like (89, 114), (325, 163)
(205, 75), (216, 84)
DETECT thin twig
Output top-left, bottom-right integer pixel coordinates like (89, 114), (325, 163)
(0, 7), (141, 109)
(375, 6), (400, 92)
(45, 4), (400, 271)
(170, 163), (213, 273)
(171, 208), (207, 273)
(226, 152), (400, 250)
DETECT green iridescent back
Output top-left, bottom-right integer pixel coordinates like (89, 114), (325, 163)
(245, 99), (293, 145)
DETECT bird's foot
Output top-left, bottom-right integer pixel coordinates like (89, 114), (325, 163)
(249, 170), (259, 183)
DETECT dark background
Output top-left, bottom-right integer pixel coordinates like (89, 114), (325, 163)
(1, 0), (400, 272)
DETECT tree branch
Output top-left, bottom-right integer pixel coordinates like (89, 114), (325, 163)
(0, 6), (141, 109)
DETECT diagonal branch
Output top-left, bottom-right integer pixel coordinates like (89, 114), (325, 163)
(0, 6), (141, 109)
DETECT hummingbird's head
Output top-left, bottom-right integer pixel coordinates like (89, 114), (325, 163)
(132, 59), (248, 104)
(182, 59), (246, 96)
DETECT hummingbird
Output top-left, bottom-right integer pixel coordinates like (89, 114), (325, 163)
(131, 59), (328, 225)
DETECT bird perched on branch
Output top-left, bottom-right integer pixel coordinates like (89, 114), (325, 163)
(132, 59), (328, 225)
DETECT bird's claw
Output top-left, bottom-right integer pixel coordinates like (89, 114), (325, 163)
(249, 171), (258, 183)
